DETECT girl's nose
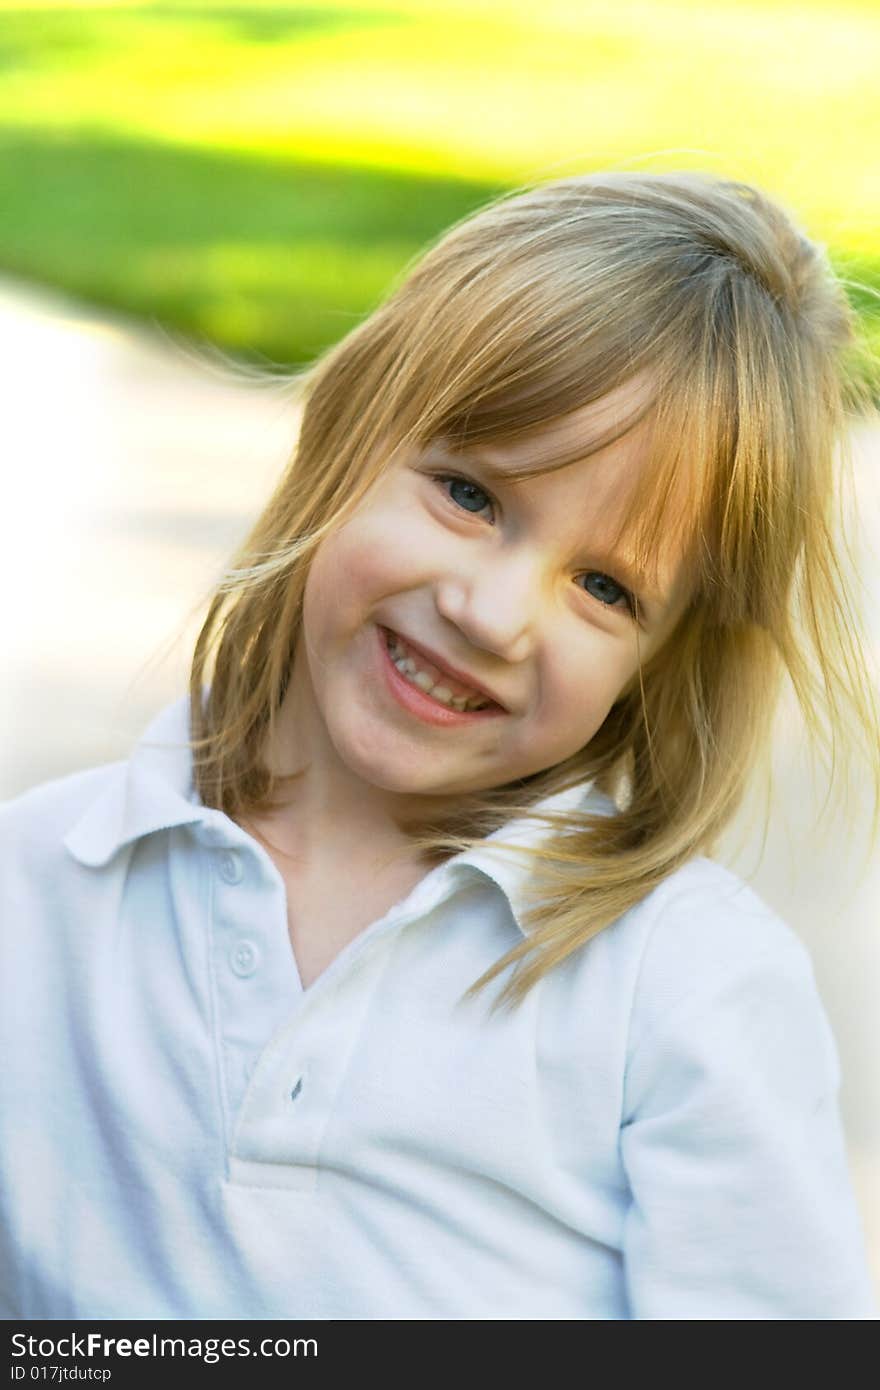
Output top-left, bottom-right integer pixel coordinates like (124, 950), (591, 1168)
(434, 550), (543, 664)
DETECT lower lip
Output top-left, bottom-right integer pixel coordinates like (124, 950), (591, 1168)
(377, 626), (506, 728)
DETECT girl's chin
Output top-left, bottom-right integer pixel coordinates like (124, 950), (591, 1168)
(326, 727), (472, 800)
(341, 755), (456, 799)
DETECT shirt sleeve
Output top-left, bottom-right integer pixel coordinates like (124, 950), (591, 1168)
(620, 893), (878, 1320)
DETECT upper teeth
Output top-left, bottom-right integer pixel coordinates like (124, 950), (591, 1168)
(386, 632), (490, 710)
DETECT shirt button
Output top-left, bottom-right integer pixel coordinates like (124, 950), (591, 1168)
(229, 940), (259, 977)
(218, 850), (243, 884)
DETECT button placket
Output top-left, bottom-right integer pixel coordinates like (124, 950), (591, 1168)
(227, 873), (458, 1193)
(208, 836), (299, 1148)
(215, 850), (260, 980)
(218, 849), (243, 884)
(229, 939), (260, 978)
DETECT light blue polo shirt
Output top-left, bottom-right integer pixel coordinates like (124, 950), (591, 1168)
(0, 694), (875, 1319)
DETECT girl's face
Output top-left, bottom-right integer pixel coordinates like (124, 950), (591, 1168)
(283, 377), (690, 825)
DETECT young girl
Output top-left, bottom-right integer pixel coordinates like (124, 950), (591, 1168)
(2, 170), (878, 1321)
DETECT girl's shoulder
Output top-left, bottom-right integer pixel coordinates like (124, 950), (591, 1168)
(629, 851), (804, 960)
(620, 853), (831, 1076)
(614, 855), (871, 1320)
(0, 760), (126, 868)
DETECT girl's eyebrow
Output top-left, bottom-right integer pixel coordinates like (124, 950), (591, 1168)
(435, 439), (574, 484)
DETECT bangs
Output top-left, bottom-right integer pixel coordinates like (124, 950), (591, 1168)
(418, 296), (660, 459)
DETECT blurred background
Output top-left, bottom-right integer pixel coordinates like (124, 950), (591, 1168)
(2, 0), (879, 1305)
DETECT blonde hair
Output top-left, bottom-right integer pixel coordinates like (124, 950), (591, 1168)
(185, 169), (880, 1013)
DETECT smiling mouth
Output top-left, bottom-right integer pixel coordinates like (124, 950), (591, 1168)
(383, 629), (495, 710)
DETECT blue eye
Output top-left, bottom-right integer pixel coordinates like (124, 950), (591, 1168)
(577, 572), (637, 618)
(435, 473), (494, 517)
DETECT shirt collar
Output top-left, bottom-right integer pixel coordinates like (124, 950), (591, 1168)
(64, 693), (616, 934)
(63, 693), (209, 868)
(458, 778), (610, 931)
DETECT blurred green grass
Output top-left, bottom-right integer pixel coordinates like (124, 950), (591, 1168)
(0, 126), (504, 366)
(1, 0), (879, 385)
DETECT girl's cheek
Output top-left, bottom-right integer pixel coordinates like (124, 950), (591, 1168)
(356, 506), (449, 587)
(551, 654), (620, 727)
